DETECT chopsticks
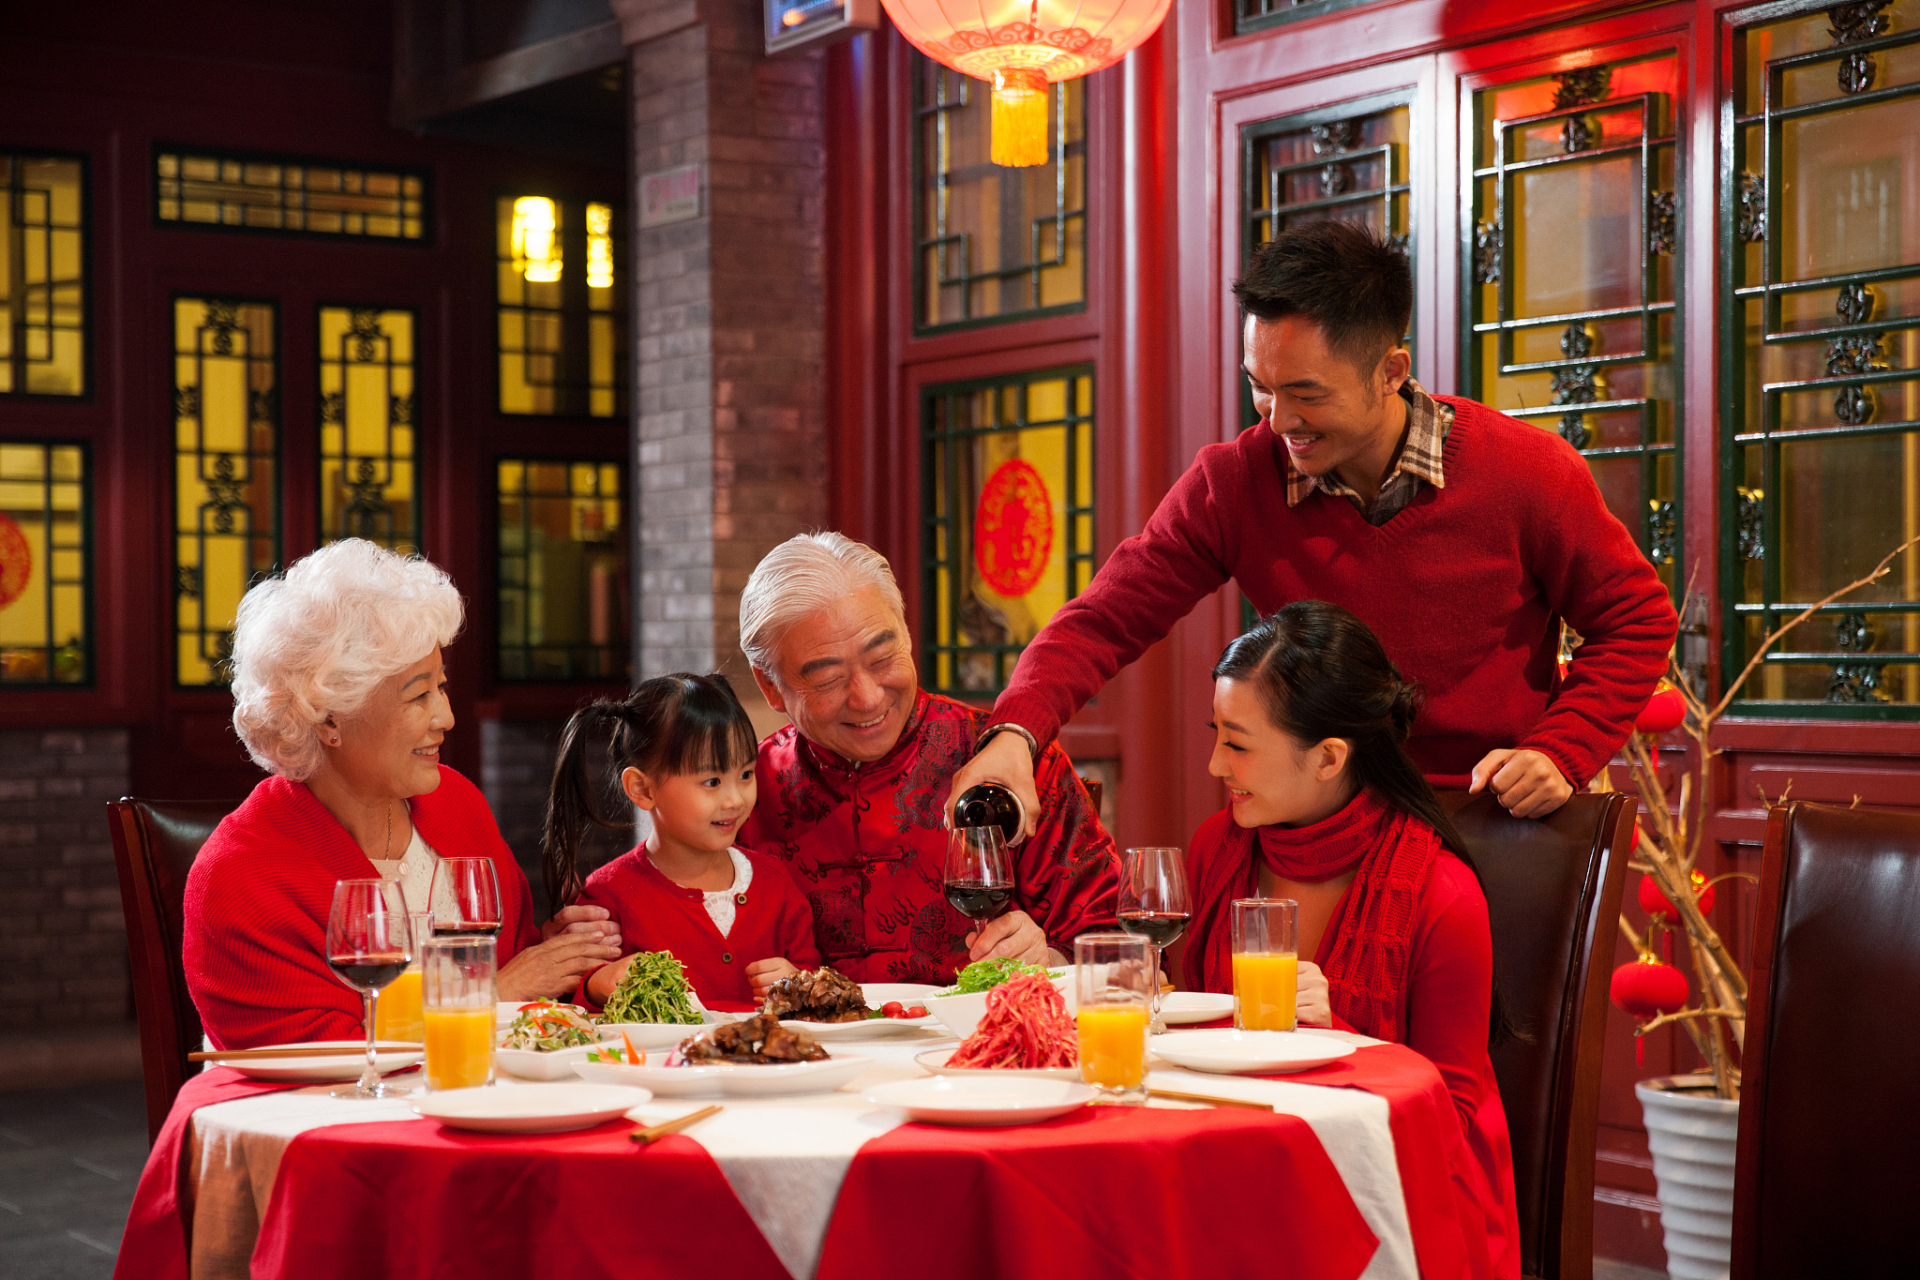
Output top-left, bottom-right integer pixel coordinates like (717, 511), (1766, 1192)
(630, 1104), (723, 1145)
(189, 1044), (423, 1062)
(1147, 1088), (1273, 1111)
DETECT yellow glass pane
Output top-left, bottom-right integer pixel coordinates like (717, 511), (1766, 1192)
(496, 454), (628, 681)
(1, 156), (86, 396)
(319, 307), (419, 553)
(1778, 96), (1917, 283)
(0, 442), (88, 684)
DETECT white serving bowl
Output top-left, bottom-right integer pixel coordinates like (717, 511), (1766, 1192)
(923, 972), (1075, 1039)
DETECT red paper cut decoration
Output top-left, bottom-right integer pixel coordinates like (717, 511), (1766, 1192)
(0, 513), (31, 611)
(973, 458), (1054, 599)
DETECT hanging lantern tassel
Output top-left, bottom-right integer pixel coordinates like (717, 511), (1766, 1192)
(990, 68), (1052, 167)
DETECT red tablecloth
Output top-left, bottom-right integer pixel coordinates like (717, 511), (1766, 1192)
(114, 1069), (305, 1280)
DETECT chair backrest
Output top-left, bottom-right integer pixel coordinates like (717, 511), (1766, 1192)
(107, 797), (240, 1143)
(1732, 802), (1920, 1280)
(1437, 789), (1634, 1280)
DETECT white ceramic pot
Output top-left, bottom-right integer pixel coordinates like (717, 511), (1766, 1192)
(1635, 1073), (1740, 1280)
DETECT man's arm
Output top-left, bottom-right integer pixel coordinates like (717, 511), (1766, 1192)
(947, 456), (1239, 833)
(1517, 441), (1680, 790)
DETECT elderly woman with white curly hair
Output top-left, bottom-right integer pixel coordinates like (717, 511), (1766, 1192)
(182, 539), (621, 1049)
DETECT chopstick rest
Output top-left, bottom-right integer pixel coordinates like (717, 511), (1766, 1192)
(1147, 1088), (1273, 1111)
(630, 1104), (723, 1145)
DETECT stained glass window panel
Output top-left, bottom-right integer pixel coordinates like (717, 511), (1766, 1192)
(0, 443), (88, 685)
(318, 306), (419, 554)
(923, 367), (1094, 696)
(154, 147), (426, 241)
(1, 155), (86, 397)
(496, 196), (625, 418)
(497, 459), (629, 682)
(1725, 0), (1920, 712)
(173, 297), (278, 688)
(916, 60), (1086, 330)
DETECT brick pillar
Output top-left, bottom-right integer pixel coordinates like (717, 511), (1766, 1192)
(611, 0), (828, 700)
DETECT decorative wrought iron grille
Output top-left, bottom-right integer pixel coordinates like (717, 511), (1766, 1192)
(1, 153), (86, 397)
(1235, 0), (1386, 37)
(496, 459), (629, 682)
(318, 306), (420, 554)
(1723, 0), (1920, 713)
(923, 367), (1094, 697)
(172, 296), (278, 688)
(495, 197), (624, 417)
(1465, 54), (1683, 603)
(0, 441), (89, 685)
(915, 59), (1086, 331)
(154, 146), (426, 241)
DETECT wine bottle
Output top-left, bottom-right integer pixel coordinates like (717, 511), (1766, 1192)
(953, 782), (1024, 844)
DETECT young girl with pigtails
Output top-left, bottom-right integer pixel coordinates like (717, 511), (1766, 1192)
(541, 672), (820, 1008)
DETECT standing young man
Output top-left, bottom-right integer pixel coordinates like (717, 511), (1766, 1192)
(949, 221), (1678, 829)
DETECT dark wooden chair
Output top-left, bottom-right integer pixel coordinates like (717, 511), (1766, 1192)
(1732, 802), (1920, 1280)
(107, 797), (241, 1142)
(1437, 789), (1635, 1280)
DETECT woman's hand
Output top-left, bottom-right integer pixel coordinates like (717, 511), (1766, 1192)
(745, 957), (798, 1002)
(1295, 961), (1332, 1028)
(542, 903), (621, 950)
(497, 931), (623, 1002)
(964, 910), (1051, 964)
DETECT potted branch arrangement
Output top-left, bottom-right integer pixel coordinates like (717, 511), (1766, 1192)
(1590, 533), (1918, 1280)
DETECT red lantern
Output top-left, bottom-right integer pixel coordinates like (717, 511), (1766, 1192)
(880, 0), (1172, 166)
(1610, 953), (1689, 1020)
(1638, 869), (1714, 923)
(1634, 682), (1686, 734)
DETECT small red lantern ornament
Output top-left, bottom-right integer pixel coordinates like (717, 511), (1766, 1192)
(1612, 951), (1689, 1065)
(1634, 681), (1686, 734)
(879, 0), (1173, 166)
(1637, 869), (1715, 923)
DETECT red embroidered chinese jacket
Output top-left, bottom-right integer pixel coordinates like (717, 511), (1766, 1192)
(739, 691), (1122, 985)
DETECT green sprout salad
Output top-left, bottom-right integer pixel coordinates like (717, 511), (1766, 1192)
(501, 1002), (598, 1052)
(599, 950), (702, 1025)
(934, 957), (1053, 998)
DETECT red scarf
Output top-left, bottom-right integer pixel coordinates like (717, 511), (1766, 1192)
(1185, 789), (1439, 1043)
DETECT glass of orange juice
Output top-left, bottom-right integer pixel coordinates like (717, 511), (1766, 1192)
(1231, 899), (1298, 1032)
(374, 912), (431, 1044)
(422, 935), (496, 1091)
(1075, 933), (1151, 1105)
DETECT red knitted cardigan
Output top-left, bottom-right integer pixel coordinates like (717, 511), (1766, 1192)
(183, 766), (538, 1049)
(989, 398), (1679, 789)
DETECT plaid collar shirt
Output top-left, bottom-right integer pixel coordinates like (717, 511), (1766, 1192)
(1284, 378), (1453, 526)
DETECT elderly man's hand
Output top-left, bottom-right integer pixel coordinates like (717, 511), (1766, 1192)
(1468, 748), (1574, 818)
(963, 910), (1052, 965)
(542, 903), (620, 951)
(497, 931), (623, 1002)
(945, 728), (1040, 843)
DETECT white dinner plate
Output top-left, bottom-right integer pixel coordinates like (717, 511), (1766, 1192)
(411, 1081), (651, 1133)
(224, 1041), (424, 1083)
(495, 1043), (601, 1081)
(577, 1053), (872, 1098)
(864, 1075), (1094, 1126)
(771, 983), (940, 1039)
(912, 1048), (1083, 1081)
(1157, 992), (1236, 1025)
(1148, 1029), (1356, 1075)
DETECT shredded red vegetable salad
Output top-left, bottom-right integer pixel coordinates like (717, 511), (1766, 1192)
(947, 973), (1078, 1069)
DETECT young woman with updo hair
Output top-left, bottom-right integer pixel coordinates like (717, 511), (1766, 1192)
(1183, 600), (1520, 1280)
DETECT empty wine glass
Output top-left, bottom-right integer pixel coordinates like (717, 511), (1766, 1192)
(1117, 847), (1190, 1035)
(429, 857), (502, 937)
(325, 877), (414, 1099)
(943, 825), (1014, 924)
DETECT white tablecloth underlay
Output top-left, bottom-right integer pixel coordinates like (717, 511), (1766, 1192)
(184, 1027), (1413, 1280)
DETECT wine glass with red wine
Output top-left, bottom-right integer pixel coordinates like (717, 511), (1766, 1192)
(944, 826), (1014, 925)
(429, 857), (503, 937)
(325, 877), (415, 1099)
(1118, 846), (1190, 1034)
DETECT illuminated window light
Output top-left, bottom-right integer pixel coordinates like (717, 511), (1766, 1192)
(512, 196), (562, 283)
(586, 203), (614, 290)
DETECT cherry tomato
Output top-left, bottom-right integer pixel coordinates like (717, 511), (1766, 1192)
(881, 1001), (905, 1017)
(905, 1006), (928, 1018)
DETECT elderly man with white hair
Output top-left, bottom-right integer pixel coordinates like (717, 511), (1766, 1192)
(183, 538), (621, 1049)
(737, 533), (1121, 983)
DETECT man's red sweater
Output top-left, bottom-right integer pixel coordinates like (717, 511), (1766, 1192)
(990, 398), (1679, 788)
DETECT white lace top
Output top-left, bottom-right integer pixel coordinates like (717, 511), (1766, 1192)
(699, 849), (754, 938)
